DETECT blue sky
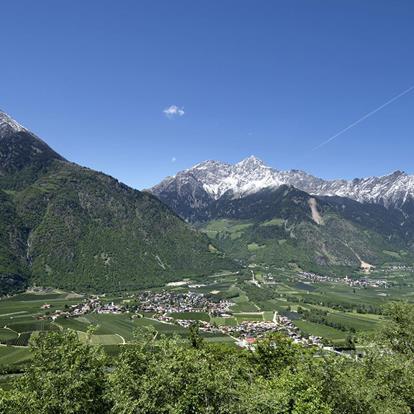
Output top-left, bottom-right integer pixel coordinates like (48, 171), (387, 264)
(1, 1), (413, 189)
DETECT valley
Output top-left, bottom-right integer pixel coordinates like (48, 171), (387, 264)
(0, 111), (234, 296)
(152, 159), (414, 277)
(1, 110), (414, 361)
(1, 262), (413, 384)
(3, 2), (414, 411)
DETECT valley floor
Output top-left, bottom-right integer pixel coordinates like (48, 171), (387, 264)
(1, 263), (413, 386)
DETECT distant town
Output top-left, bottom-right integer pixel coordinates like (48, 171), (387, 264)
(295, 271), (391, 289)
(42, 290), (322, 348)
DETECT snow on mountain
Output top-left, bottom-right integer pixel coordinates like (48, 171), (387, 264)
(152, 156), (414, 209)
(0, 111), (27, 138)
(187, 156), (285, 199)
(0, 111), (65, 174)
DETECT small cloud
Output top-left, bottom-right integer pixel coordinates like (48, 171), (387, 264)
(163, 105), (185, 119)
(171, 157), (176, 163)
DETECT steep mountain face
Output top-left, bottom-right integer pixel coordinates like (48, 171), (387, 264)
(0, 111), (234, 294)
(151, 157), (414, 272)
(151, 156), (414, 222)
(0, 112), (65, 189)
(200, 185), (414, 271)
(0, 189), (28, 295)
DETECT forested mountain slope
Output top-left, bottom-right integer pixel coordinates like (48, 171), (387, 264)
(0, 112), (234, 294)
(200, 186), (414, 272)
(152, 158), (414, 272)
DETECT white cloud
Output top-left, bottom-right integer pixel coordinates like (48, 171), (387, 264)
(171, 156), (176, 162)
(163, 105), (185, 119)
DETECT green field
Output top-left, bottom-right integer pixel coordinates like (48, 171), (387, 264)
(0, 265), (413, 373)
(77, 332), (124, 345)
(325, 311), (380, 332)
(0, 346), (32, 366)
(7, 320), (59, 333)
(202, 219), (254, 240)
(234, 313), (264, 323)
(210, 317), (238, 326)
(167, 312), (210, 321)
(83, 314), (137, 340)
(55, 317), (91, 332)
(293, 320), (346, 342)
(0, 328), (18, 342)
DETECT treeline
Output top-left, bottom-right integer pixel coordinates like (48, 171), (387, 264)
(0, 303), (413, 413)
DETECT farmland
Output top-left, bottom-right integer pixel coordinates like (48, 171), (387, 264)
(0, 287), (238, 377)
(0, 263), (413, 379)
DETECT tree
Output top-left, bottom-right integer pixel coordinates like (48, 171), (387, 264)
(251, 332), (312, 378)
(10, 330), (110, 413)
(345, 334), (355, 350)
(189, 321), (204, 349)
(2, 306), (414, 414)
(109, 334), (251, 413)
(377, 302), (414, 356)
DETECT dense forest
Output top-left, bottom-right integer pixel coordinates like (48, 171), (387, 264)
(0, 302), (413, 413)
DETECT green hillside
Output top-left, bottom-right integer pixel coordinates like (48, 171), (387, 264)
(0, 119), (235, 294)
(201, 187), (414, 273)
(0, 190), (29, 294)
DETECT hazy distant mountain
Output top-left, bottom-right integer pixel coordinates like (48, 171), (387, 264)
(0, 111), (233, 294)
(151, 156), (414, 222)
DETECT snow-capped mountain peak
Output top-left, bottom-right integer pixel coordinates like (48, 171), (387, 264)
(234, 155), (266, 168)
(0, 110), (65, 175)
(151, 156), (414, 213)
(0, 111), (27, 138)
(191, 159), (230, 171)
(182, 156), (282, 199)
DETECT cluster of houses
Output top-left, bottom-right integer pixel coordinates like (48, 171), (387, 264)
(44, 298), (125, 320)
(223, 314), (321, 347)
(40, 290), (321, 349)
(158, 312), (322, 348)
(136, 291), (233, 316)
(297, 271), (390, 289)
(138, 289), (323, 347)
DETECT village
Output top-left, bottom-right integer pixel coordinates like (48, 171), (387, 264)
(166, 314), (322, 348)
(41, 290), (322, 348)
(135, 290), (233, 316)
(295, 271), (390, 289)
(42, 297), (125, 321)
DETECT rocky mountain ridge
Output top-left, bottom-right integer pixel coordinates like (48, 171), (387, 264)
(151, 156), (414, 222)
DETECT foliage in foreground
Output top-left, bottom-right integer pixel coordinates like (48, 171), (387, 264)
(1, 303), (414, 414)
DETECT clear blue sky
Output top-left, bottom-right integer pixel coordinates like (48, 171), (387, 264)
(1, 1), (413, 189)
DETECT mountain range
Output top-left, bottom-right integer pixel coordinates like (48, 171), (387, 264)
(152, 156), (414, 220)
(2, 108), (414, 295)
(0, 111), (234, 295)
(151, 157), (414, 272)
